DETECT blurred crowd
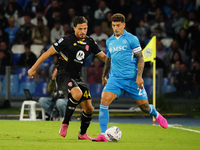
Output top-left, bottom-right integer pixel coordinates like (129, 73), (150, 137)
(0, 0), (200, 98)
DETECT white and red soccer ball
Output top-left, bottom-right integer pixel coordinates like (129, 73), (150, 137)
(105, 126), (122, 142)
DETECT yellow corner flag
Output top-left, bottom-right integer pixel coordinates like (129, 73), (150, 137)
(142, 36), (156, 62)
(142, 36), (157, 125)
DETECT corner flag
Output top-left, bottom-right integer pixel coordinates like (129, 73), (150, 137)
(142, 36), (157, 125)
(142, 36), (156, 62)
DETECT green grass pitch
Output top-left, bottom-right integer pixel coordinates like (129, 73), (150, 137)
(0, 120), (200, 150)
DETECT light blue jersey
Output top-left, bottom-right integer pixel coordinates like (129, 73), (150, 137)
(104, 30), (147, 100)
(106, 30), (142, 79)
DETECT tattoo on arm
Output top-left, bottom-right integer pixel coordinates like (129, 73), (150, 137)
(102, 58), (111, 78)
(135, 51), (144, 76)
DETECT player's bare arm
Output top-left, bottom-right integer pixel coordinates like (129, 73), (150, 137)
(28, 46), (56, 78)
(102, 58), (111, 86)
(96, 51), (108, 62)
(134, 51), (144, 89)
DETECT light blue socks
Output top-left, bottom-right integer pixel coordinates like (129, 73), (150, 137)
(149, 104), (158, 118)
(99, 104), (109, 133)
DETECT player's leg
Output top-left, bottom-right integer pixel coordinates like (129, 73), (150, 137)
(93, 77), (121, 142)
(99, 91), (118, 133)
(135, 99), (168, 129)
(63, 87), (82, 124)
(78, 99), (93, 140)
(135, 99), (156, 116)
(92, 91), (118, 142)
(125, 78), (168, 128)
(59, 87), (82, 137)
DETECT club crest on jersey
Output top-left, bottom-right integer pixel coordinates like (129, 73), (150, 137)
(85, 45), (89, 51)
(68, 82), (72, 87)
(122, 40), (127, 44)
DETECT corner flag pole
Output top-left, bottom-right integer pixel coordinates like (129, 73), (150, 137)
(152, 51), (156, 125)
(142, 36), (156, 125)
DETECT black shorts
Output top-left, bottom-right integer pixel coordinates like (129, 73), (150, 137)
(56, 74), (91, 103)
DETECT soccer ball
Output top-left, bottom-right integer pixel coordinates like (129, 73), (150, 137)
(105, 126), (122, 142)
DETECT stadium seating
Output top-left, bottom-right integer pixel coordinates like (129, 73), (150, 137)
(30, 44), (44, 58)
(144, 85), (153, 97)
(20, 75), (34, 82)
(13, 53), (22, 65)
(163, 77), (171, 86)
(16, 81), (36, 96)
(162, 84), (176, 93)
(15, 67), (29, 80)
(0, 74), (19, 96)
(33, 81), (49, 97)
(11, 44), (25, 65)
(143, 77), (153, 86)
(90, 83), (104, 97)
(11, 44), (25, 54)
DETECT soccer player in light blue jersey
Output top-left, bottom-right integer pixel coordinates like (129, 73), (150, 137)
(93, 13), (168, 142)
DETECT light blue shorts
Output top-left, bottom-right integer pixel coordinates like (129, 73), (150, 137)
(102, 77), (148, 100)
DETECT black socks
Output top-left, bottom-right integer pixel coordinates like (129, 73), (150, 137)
(62, 96), (79, 124)
(80, 111), (92, 135)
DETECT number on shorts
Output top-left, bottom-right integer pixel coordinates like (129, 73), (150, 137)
(138, 89), (146, 95)
(83, 90), (91, 98)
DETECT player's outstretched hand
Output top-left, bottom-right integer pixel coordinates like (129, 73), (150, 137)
(28, 68), (36, 79)
(136, 75), (144, 89)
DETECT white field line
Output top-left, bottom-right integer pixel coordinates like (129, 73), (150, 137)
(168, 125), (200, 134)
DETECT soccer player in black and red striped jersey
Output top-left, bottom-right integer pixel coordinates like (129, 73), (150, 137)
(28, 16), (107, 140)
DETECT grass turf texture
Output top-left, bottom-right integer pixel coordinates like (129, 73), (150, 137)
(0, 121), (200, 150)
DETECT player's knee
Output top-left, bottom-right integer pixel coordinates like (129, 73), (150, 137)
(71, 90), (82, 101)
(100, 91), (116, 106)
(100, 98), (112, 106)
(84, 106), (93, 114)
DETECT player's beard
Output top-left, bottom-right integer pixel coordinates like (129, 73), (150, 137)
(79, 34), (86, 39)
(114, 30), (120, 37)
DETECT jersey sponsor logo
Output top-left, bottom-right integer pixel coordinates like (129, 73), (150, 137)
(68, 82), (72, 87)
(74, 50), (85, 64)
(77, 41), (86, 45)
(76, 50), (85, 60)
(85, 45), (89, 51)
(58, 38), (64, 43)
(109, 45), (127, 53)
